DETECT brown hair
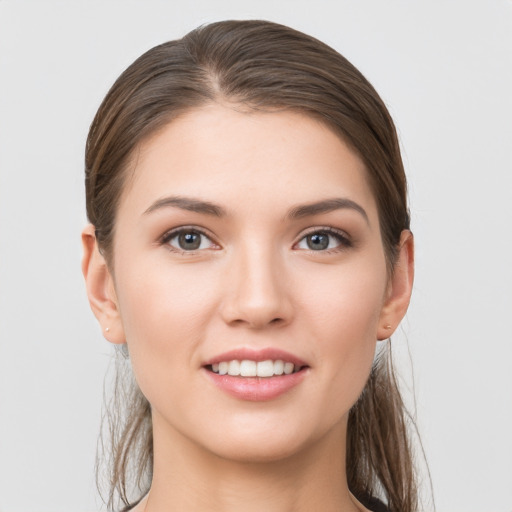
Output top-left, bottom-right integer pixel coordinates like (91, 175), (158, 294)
(86, 20), (422, 512)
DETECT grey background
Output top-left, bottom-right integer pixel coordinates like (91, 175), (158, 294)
(1, 1), (511, 511)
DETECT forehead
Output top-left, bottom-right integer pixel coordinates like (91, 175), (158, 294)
(119, 104), (378, 221)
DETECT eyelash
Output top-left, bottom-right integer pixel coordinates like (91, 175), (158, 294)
(159, 226), (353, 254)
(160, 226), (218, 255)
(295, 227), (353, 253)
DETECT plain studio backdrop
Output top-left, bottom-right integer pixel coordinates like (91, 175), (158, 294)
(0, 1), (511, 511)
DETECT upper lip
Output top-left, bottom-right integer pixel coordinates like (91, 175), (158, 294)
(203, 348), (308, 368)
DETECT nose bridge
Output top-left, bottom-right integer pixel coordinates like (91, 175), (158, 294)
(222, 236), (292, 328)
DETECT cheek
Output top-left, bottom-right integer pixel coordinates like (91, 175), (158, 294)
(299, 259), (387, 407)
(113, 257), (220, 387)
(117, 254), (218, 328)
(302, 256), (387, 341)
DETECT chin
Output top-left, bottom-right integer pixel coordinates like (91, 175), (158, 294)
(198, 416), (343, 465)
(211, 441), (309, 465)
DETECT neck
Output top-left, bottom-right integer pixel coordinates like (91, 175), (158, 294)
(142, 411), (363, 512)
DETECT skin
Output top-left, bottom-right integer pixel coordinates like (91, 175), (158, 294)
(82, 104), (414, 512)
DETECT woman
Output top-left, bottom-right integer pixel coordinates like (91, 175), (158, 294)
(82, 20), (419, 512)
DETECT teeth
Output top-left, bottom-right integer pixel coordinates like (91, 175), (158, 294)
(274, 360), (284, 375)
(257, 360), (274, 378)
(210, 359), (300, 378)
(218, 362), (228, 375)
(240, 360), (257, 377)
(228, 360), (241, 376)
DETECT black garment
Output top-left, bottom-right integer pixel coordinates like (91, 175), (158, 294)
(359, 494), (390, 512)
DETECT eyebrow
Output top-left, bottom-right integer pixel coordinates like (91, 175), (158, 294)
(144, 196), (227, 217)
(287, 198), (369, 224)
(144, 195), (369, 224)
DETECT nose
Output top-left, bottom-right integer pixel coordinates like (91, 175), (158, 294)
(220, 243), (294, 329)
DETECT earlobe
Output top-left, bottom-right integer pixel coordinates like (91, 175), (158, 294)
(81, 225), (125, 344)
(377, 230), (414, 340)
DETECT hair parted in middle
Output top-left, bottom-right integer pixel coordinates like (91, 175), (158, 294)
(86, 19), (419, 512)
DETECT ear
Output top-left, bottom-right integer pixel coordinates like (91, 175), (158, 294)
(377, 230), (414, 340)
(81, 224), (125, 344)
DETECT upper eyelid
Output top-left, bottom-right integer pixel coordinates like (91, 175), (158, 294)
(293, 227), (353, 252)
(160, 227), (220, 255)
(297, 226), (351, 240)
(160, 225), (216, 243)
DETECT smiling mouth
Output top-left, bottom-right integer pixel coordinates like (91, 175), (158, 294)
(206, 359), (305, 378)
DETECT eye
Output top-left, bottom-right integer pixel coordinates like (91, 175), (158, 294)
(161, 228), (217, 252)
(295, 228), (351, 252)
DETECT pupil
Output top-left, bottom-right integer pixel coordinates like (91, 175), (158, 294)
(179, 232), (201, 250)
(307, 233), (329, 250)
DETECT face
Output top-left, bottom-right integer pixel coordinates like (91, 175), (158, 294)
(102, 104), (395, 462)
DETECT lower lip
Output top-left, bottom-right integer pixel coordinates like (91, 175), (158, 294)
(203, 368), (308, 401)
